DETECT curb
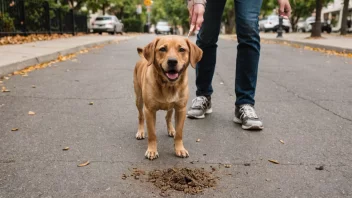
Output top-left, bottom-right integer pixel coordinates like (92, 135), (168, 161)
(261, 38), (352, 54)
(0, 38), (129, 77)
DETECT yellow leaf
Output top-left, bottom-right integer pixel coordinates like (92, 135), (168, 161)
(11, 128), (19, 131)
(279, 140), (285, 144)
(196, 139), (200, 142)
(28, 111), (35, 115)
(268, 160), (279, 164)
(78, 161), (90, 167)
(63, 147), (70, 151)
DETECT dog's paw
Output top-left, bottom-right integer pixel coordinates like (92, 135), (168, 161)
(175, 148), (189, 158)
(136, 131), (145, 140)
(145, 150), (159, 160)
(168, 129), (176, 137)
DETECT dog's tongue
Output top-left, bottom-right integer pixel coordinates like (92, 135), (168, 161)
(166, 72), (179, 80)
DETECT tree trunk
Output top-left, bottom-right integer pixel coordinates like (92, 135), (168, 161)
(311, 0), (322, 37)
(225, 11), (235, 34)
(102, 4), (106, 15)
(340, 0), (349, 35)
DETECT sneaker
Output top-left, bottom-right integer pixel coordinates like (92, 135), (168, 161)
(233, 104), (264, 130)
(187, 96), (212, 119)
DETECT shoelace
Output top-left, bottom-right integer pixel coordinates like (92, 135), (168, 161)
(191, 96), (208, 109)
(239, 105), (258, 119)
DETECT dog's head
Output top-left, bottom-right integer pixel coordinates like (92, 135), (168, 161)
(142, 36), (203, 82)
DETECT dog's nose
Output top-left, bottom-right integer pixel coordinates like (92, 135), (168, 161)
(167, 58), (178, 67)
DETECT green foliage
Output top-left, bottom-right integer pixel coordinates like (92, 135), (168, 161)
(151, 0), (189, 31)
(123, 17), (142, 32)
(222, 0), (235, 33)
(0, 12), (15, 32)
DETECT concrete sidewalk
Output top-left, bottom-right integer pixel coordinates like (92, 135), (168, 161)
(0, 35), (132, 76)
(259, 33), (352, 53)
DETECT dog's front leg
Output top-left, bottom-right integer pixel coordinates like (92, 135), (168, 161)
(174, 107), (189, 158)
(144, 107), (158, 160)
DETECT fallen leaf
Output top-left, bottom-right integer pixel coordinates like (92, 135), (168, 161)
(62, 147), (70, 151)
(1, 87), (10, 92)
(11, 128), (19, 131)
(224, 164), (231, 168)
(315, 165), (324, 170)
(4, 77), (9, 80)
(89, 102), (94, 105)
(220, 82), (224, 85)
(268, 160), (279, 164)
(22, 73), (28, 77)
(32, 85), (36, 88)
(77, 161), (90, 167)
(28, 111), (35, 115)
(196, 139), (200, 142)
(279, 140), (285, 144)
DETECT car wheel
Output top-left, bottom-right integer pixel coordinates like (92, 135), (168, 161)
(99, 32), (102, 35)
(285, 28), (289, 33)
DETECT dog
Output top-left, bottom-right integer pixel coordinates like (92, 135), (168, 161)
(133, 36), (203, 160)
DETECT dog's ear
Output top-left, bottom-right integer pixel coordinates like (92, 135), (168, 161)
(186, 38), (203, 69)
(143, 38), (160, 66)
(137, 47), (143, 57)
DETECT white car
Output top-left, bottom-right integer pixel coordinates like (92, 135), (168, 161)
(155, 21), (171, 34)
(297, 16), (332, 33)
(91, 15), (124, 35)
(259, 15), (291, 33)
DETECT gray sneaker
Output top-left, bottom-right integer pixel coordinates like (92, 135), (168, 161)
(233, 104), (264, 130)
(187, 96), (212, 119)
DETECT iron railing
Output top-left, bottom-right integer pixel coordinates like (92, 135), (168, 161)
(0, 0), (88, 36)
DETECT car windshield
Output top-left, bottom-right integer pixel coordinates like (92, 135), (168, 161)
(95, 17), (112, 21)
(157, 22), (168, 26)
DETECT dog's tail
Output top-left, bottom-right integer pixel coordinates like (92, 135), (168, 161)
(137, 47), (143, 58)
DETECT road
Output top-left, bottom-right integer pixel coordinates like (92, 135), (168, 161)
(0, 35), (351, 198)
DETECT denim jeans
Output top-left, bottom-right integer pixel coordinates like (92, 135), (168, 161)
(195, 0), (262, 106)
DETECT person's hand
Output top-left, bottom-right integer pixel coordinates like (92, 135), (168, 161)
(277, 0), (291, 18)
(188, 3), (205, 31)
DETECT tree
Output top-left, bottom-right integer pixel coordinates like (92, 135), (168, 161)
(289, 0), (316, 31)
(340, 0), (350, 35)
(310, 0), (333, 37)
(222, 0), (235, 34)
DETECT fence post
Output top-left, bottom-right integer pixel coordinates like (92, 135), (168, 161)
(19, 0), (27, 35)
(44, 1), (51, 35)
(71, 9), (75, 35)
(58, 8), (63, 34)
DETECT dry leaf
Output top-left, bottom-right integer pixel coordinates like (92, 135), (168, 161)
(28, 111), (35, 115)
(224, 164), (231, 168)
(89, 102), (94, 105)
(1, 87), (10, 92)
(268, 160), (279, 164)
(279, 140), (285, 144)
(32, 85), (36, 88)
(196, 139), (200, 142)
(77, 161), (90, 167)
(11, 128), (19, 131)
(63, 147), (70, 151)
(220, 82), (224, 85)
(22, 73), (28, 77)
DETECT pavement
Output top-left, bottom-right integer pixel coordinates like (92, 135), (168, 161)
(0, 34), (352, 197)
(0, 35), (131, 76)
(259, 32), (352, 53)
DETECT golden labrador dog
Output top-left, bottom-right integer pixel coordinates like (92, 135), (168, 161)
(133, 36), (202, 160)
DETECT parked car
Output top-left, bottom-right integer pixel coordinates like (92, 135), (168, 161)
(155, 21), (171, 34)
(259, 15), (291, 33)
(297, 16), (332, 33)
(91, 15), (124, 35)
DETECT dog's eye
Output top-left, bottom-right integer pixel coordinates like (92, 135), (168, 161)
(179, 48), (186, 52)
(159, 47), (167, 52)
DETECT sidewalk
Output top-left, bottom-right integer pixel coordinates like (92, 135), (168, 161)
(259, 33), (352, 53)
(0, 35), (132, 76)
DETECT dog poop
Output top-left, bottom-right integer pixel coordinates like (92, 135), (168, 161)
(148, 167), (217, 195)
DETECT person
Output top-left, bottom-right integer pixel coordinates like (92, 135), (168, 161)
(186, 0), (291, 130)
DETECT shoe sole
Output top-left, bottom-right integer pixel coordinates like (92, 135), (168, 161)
(233, 117), (264, 130)
(187, 108), (212, 119)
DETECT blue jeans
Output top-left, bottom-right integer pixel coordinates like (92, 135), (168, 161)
(195, 0), (262, 106)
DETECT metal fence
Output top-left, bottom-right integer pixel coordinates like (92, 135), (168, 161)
(0, 0), (88, 37)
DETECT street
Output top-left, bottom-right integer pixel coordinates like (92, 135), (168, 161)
(1, 34), (352, 197)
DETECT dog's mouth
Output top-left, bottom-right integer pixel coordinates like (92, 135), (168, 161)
(161, 65), (185, 82)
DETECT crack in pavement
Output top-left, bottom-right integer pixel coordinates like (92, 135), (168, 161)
(264, 77), (352, 123)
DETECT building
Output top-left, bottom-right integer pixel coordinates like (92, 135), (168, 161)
(322, 0), (352, 31)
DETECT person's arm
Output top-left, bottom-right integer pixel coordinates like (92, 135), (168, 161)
(187, 0), (206, 31)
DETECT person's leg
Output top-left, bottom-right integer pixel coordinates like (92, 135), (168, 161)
(187, 0), (226, 119)
(234, 0), (262, 106)
(195, 0), (226, 97)
(233, 0), (264, 130)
